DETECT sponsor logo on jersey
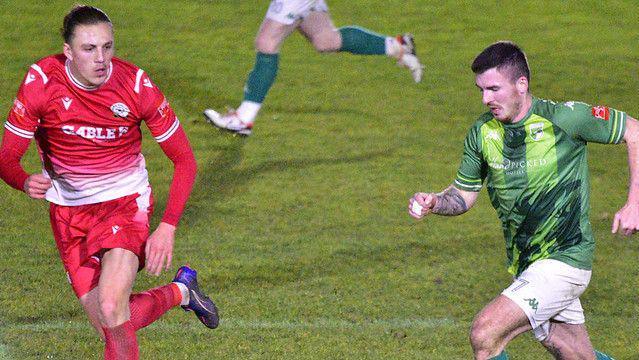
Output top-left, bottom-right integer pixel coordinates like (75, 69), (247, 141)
(62, 125), (129, 140)
(143, 78), (153, 88)
(62, 97), (73, 110)
(12, 98), (26, 118)
(157, 98), (170, 118)
(112, 225), (120, 234)
(591, 106), (610, 121)
(111, 103), (130, 118)
(24, 73), (36, 85)
(487, 156), (548, 175)
(529, 122), (544, 141)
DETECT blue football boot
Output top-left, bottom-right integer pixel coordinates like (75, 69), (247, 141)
(173, 266), (219, 329)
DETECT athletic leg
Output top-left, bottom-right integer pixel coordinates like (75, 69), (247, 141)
(297, 11), (341, 53)
(299, 10), (401, 56)
(470, 295), (531, 359)
(204, 16), (297, 134)
(99, 248), (140, 360)
(77, 261), (216, 340)
(240, 18), (298, 113)
(78, 288), (105, 340)
(128, 283), (182, 330)
(128, 265), (219, 330)
(254, 17), (298, 54)
(540, 321), (617, 360)
(298, 7), (423, 81)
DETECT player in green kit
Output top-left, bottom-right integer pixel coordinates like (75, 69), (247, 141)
(408, 41), (637, 359)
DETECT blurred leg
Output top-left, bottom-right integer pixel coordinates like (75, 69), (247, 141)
(298, 11), (341, 52)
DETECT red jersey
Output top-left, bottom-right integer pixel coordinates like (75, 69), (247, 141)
(5, 54), (179, 206)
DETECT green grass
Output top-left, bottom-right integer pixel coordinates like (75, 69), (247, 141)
(1, 0), (638, 359)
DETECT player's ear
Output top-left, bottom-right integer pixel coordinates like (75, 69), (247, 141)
(515, 76), (528, 94)
(63, 43), (73, 61)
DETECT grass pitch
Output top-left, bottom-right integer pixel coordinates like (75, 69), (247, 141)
(1, 1), (638, 359)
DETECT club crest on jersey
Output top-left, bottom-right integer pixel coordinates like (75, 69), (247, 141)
(592, 106), (610, 121)
(485, 129), (501, 142)
(529, 122), (544, 141)
(111, 102), (130, 118)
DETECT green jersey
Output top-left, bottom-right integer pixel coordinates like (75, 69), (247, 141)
(454, 97), (626, 276)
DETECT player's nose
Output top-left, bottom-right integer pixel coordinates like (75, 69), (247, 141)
(95, 49), (105, 63)
(482, 92), (493, 105)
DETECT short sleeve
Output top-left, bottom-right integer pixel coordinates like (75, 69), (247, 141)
(454, 124), (486, 192)
(137, 71), (179, 143)
(5, 65), (47, 139)
(554, 101), (626, 144)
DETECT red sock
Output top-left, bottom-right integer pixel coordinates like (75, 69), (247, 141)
(129, 283), (182, 330)
(103, 321), (139, 360)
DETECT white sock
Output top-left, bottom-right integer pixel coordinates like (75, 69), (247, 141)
(173, 282), (190, 306)
(236, 101), (262, 123)
(385, 36), (402, 58)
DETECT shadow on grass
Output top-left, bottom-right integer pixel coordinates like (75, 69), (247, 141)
(189, 149), (394, 219)
(185, 136), (396, 226)
(169, 129), (434, 289)
(220, 240), (437, 290)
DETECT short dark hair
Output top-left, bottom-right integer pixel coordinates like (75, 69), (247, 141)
(471, 41), (530, 82)
(61, 5), (112, 43)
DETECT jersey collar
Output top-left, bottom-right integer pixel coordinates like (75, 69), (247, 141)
(65, 59), (113, 91)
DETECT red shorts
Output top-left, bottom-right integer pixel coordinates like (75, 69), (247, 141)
(49, 188), (154, 298)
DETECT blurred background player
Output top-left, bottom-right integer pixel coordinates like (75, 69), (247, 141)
(0, 6), (218, 359)
(203, 0), (424, 136)
(408, 41), (629, 360)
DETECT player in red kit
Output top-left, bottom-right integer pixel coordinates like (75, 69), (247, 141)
(0, 5), (218, 359)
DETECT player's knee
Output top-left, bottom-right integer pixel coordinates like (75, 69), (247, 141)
(99, 301), (117, 322)
(470, 316), (499, 357)
(255, 34), (279, 54)
(310, 31), (340, 53)
(99, 298), (126, 326)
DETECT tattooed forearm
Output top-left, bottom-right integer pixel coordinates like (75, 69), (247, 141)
(432, 186), (468, 216)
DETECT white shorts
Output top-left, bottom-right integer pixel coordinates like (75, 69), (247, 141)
(501, 259), (591, 341)
(265, 0), (329, 25)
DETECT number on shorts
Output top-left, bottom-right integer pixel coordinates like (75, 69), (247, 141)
(270, 1), (283, 13)
(511, 278), (529, 292)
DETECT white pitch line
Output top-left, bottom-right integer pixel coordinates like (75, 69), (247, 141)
(5, 317), (460, 332)
(224, 318), (459, 329)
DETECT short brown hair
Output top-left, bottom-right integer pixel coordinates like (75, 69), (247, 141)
(471, 41), (530, 83)
(61, 5), (112, 43)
